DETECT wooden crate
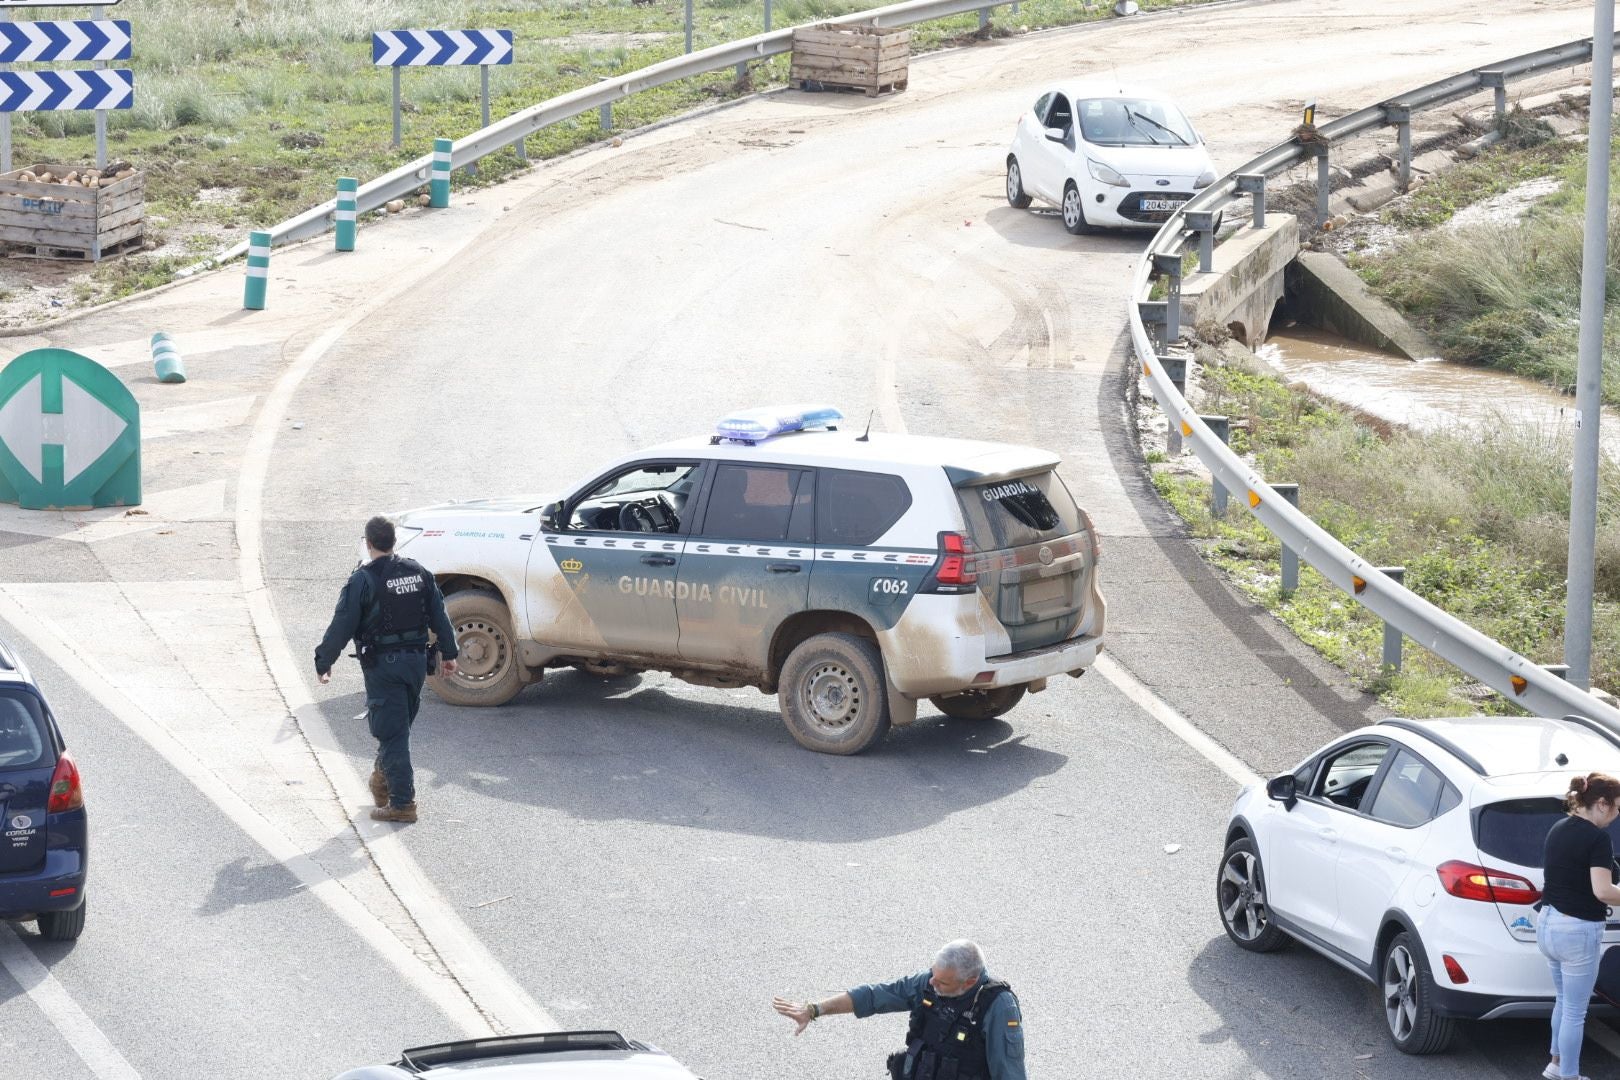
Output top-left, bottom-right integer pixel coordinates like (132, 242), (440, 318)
(790, 24), (910, 97)
(0, 164), (144, 261)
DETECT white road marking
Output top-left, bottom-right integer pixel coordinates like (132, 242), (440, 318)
(0, 480), (226, 543)
(236, 261), (556, 1036)
(0, 925), (142, 1080)
(1093, 653), (1261, 788)
(0, 590), (492, 1037)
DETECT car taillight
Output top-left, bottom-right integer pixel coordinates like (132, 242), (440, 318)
(47, 751), (83, 814)
(1437, 860), (1540, 905)
(937, 532), (977, 588)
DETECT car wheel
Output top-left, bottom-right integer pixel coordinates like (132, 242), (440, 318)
(1062, 182), (1093, 234)
(779, 632), (891, 755)
(433, 588), (526, 707)
(930, 685), (1026, 720)
(1217, 837), (1288, 952)
(1005, 157), (1032, 209)
(1382, 931), (1455, 1055)
(37, 899), (85, 941)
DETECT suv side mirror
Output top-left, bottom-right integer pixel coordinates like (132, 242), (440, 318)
(1266, 774), (1297, 809)
(539, 501), (562, 532)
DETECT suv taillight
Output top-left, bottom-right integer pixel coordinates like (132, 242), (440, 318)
(47, 751), (83, 814)
(1437, 860), (1539, 905)
(936, 532), (977, 588)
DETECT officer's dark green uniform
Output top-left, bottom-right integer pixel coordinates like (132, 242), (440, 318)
(850, 972), (1025, 1080)
(314, 543), (457, 817)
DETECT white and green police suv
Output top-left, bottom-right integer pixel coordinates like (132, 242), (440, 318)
(393, 407), (1106, 754)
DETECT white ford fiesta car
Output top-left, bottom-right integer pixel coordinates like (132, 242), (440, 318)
(1219, 714), (1620, 1054)
(1005, 83), (1216, 233)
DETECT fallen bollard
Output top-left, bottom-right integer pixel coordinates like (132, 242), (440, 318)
(151, 332), (185, 383)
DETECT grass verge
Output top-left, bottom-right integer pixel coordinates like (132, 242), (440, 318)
(1147, 360), (1620, 716)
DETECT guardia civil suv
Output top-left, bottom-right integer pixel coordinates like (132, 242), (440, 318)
(1220, 714), (1620, 1055)
(394, 406), (1106, 754)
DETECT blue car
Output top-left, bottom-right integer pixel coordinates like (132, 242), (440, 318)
(0, 638), (87, 941)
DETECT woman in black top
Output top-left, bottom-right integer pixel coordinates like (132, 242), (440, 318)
(1538, 772), (1620, 1080)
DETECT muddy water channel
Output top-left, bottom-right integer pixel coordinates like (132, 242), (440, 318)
(1256, 326), (1620, 461)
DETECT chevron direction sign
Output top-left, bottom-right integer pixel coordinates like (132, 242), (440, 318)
(0, 68), (131, 112)
(0, 19), (129, 62)
(372, 29), (513, 67)
(0, 348), (140, 510)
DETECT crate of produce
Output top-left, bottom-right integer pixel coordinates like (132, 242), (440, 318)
(790, 23), (910, 97)
(0, 162), (143, 261)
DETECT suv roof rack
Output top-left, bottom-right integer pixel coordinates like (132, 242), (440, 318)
(399, 1032), (636, 1071)
(1376, 718), (1488, 776)
(1559, 713), (1620, 753)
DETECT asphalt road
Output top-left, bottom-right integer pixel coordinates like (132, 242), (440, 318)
(0, 1), (1612, 1078)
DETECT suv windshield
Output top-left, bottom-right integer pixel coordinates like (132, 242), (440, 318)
(955, 471), (1082, 550)
(1078, 97), (1196, 147)
(1477, 797), (1620, 868)
(0, 689), (49, 771)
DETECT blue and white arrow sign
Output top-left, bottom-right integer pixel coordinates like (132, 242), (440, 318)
(0, 69), (132, 112)
(0, 20), (130, 63)
(372, 29), (513, 67)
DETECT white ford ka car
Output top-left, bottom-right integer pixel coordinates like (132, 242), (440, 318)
(1005, 83), (1216, 233)
(1220, 714), (1620, 1055)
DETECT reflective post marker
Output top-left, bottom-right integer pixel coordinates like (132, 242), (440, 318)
(335, 177), (357, 251)
(150, 332), (185, 383)
(244, 230), (270, 310)
(430, 138), (451, 208)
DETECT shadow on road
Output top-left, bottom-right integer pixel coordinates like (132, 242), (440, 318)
(320, 669), (1068, 843)
(981, 204), (1149, 253)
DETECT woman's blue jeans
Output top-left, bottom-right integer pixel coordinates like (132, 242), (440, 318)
(1538, 905), (1604, 1078)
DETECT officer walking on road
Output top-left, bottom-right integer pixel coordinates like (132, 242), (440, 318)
(315, 515), (458, 824)
(772, 939), (1026, 1080)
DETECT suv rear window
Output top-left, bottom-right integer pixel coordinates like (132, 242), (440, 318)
(816, 469), (910, 546)
(1477, 797), (1620, 868)
(955, 471), (1083, 550)
(0, 690), (49, 771)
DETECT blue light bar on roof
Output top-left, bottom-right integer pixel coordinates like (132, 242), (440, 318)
(713, 405), (844, 444)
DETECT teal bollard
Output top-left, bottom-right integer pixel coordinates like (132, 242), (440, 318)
(430, 138), (452, 208)
(151, 332), (186, 383)
(244, 230), (270, 310)
(335, 177), (358, 251)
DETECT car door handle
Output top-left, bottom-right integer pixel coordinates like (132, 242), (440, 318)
(1317, 827), (1339, 842)
(765, 563), (802, 574)
(640, 555), (676, 567)
(1385, 847), (1407, 862)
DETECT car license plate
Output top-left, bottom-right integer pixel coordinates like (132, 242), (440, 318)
(1141, 198), (1185, 212)
(1022, 576), (1067, 608)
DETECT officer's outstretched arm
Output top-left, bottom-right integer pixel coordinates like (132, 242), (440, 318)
(772, 992), (853, 1036)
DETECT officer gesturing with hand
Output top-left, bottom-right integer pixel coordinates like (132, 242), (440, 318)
(772, 939), (1026, 1080)
(315, 515), (458, 824)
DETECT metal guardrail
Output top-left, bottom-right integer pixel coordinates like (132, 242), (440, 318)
(1128, 34), (1620, 728)
(206, 0), (1020, 265)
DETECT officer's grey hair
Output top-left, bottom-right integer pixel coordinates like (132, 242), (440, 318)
(932, 940), (985, 980)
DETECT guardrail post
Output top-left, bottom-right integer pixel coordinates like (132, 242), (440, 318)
(1201, 414), (1230, 514)
(1273, 483), (1300, 593)
(335, 177), (357, 252)
(1162, 354), (1188, 455)
(1138, 300), (1167, 353)
(431, 138), (452, 208)
(1151, 252), (1182, 343)
(685, 0), (694, 52)
(244, 230), (270, 310)
(1310, 144), (1331, 229)
(1235, 173), (1265, 229)
(765, 0), (773, 32)
(978, 8), (990, 31)
(1480, 70), (1508, 131)
(1185, 209), (1216, 273)
(1385, 103), (1413, 191)
(1546, 663), (1571, 681)
(1380, 566), (1406, 671)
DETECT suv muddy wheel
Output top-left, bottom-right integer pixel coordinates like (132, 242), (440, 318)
(1217, 837), (1287, 953)
(38, 898), (85, 941)
(434, 588), (525, 707)
(1382, 930), (1454, 1054)
(779, 632), (890, 755)
(930, 685), (1026, 721)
